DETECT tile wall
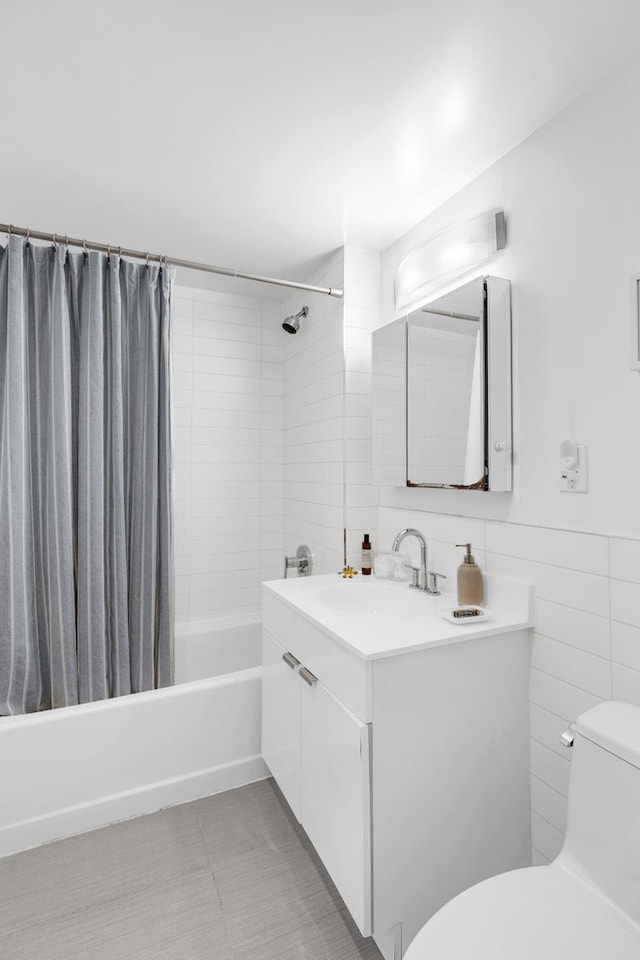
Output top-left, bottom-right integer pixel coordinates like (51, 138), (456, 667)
(280, 252), (346, 576)
(171, 284), (283, 622)
(377, 505), (640, 865)
(371, 319), (406, 487)
(343, 247), (380, 566)
(171, 244), (380, 612)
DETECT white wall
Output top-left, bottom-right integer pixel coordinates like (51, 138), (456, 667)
(374, 53), (640, 863)
(171, 285), (283, 622)
(380, 54), (640, 538)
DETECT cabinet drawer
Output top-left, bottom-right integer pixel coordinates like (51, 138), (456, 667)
(263, 589), (371, 722)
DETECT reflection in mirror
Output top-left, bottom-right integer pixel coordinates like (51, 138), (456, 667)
(407, 276), (485, 488)
(371, 275), (511, 492)
(372, 319), (406, 486)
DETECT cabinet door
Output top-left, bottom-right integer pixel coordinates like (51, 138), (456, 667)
(261, 630), (301, 820)
(301, 676), (372, 936)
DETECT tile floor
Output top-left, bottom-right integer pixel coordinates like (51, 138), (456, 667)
(0, 778), (383, 960)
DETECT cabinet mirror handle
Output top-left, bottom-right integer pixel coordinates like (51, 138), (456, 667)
(299, 666), (318, 686)
(282, 652), (300, 670)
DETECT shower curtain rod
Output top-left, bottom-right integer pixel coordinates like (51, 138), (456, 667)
(0, 223), (344, 300)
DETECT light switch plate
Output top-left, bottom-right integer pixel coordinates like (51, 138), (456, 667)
(560, 443), (588, 493)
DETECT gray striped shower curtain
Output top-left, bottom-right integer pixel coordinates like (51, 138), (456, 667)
(0, 235), (174, 715)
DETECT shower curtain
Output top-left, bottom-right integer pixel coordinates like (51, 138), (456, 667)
(0, 235), (173, 715)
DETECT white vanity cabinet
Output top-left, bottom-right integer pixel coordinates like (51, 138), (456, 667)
(262, 625), (372, 935)
(261, 631), (302, 819)
(261, 574), (534, 960)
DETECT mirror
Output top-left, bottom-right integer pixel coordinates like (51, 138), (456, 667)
(372, 318), (406, 486)
(372, 275), (512, 491)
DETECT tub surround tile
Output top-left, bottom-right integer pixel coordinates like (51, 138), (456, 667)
(172, 283), (285, 621)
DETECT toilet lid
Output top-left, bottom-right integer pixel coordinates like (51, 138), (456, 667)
(405, 865), (640, 960)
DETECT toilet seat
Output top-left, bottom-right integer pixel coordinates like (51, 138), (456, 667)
(405, 864), (640, 960)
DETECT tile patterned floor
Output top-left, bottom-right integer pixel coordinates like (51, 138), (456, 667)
(0, 778), (383, 960)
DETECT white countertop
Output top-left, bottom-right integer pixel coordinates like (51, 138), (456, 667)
(262, 572), (534, 661)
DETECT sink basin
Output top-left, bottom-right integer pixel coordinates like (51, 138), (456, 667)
(318, 581), (435, 620)
(264, 572), (534, 660)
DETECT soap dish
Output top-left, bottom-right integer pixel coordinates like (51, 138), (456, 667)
(441, 605), (493, 625)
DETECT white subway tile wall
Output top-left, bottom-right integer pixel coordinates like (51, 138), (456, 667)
(281, 252), (347, 575)
(171, 284), (283, 622)
(377, 506), (640, 865)
(343, 247), (380, 566)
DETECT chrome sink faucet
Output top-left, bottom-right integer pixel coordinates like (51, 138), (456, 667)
(392, 528), (446, 595)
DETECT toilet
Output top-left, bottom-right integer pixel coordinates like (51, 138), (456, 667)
(405, 701), (640, 959)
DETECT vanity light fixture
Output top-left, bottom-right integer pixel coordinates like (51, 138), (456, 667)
(395, 209), (506, 313)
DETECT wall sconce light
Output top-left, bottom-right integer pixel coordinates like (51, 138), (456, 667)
(395, 209), (506, 314)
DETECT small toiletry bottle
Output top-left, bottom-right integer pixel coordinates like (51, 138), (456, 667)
(456, 543), (483, 605)
(362, 534), (372, 576)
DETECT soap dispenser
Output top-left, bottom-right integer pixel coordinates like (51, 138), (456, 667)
(456, 543), (483, 605)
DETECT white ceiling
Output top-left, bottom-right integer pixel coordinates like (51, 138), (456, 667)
(2, 0), (640, 297)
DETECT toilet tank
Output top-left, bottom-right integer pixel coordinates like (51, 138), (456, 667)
(559, 701), (640, 927)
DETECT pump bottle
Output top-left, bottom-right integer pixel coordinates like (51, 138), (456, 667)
(456, 543), (483, 605)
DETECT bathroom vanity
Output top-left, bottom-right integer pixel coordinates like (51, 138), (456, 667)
(261, 573), (533, 960)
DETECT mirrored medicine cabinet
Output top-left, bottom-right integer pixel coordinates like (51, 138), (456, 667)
(372, 275), (512, 491)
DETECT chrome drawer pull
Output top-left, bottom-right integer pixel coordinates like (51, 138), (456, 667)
(299, 666), (318, 686)
(282, 652), (300, 670)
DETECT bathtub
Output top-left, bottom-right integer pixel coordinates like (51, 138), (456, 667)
(0, 615), (266, 858)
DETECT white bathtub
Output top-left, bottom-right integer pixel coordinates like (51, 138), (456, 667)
(0, 615), (266, 858)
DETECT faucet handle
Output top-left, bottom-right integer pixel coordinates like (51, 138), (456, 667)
(427, 571), (447, 595)
(405, 565), (422, 589)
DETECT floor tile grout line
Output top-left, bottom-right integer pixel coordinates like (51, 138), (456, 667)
(194, 805), (238, 956)
(0, 859), (216, 943)
(0, 780), (382, 960)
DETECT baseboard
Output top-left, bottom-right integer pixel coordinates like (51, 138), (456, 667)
(0, 754), (269, 859)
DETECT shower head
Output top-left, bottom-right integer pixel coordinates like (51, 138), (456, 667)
(282, 305), (308, 335)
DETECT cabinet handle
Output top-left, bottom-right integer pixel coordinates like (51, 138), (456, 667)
(299, 666), (318, 686)
(282, 652), (300, 670)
